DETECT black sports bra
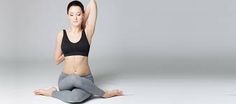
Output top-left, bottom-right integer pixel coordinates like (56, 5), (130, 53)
(61, 29), (90, 57)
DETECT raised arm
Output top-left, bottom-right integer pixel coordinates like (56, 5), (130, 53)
(84, 0), (97, 38)
(54, 31), (64, 65)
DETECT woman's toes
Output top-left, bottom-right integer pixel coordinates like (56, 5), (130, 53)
(34, 87), (56, 96)
(103, 89), (123, 98)
(34, 89), (43, 95)
(117, 90), (123, 96)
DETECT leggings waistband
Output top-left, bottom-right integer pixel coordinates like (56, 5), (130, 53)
(61, 72), (92, 77)
(59, 72), (94, 82)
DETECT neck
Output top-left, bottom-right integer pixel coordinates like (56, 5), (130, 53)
(69, 26), (82, 34)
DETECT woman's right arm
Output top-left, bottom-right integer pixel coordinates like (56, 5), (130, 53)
(54, 31), (64, 65)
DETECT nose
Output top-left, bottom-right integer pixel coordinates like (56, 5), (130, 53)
(73, 15), (77, 20)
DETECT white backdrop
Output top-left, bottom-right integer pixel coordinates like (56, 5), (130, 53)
(0, 0), (236, 75)
(1, 0), (236, 104)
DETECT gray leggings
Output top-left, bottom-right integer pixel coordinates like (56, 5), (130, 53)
(52, 72), (105, 103)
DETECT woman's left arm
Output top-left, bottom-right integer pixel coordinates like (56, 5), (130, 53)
(84, 0), (97, 39)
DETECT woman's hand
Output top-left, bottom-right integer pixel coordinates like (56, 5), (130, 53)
(55, 54), (64, 65)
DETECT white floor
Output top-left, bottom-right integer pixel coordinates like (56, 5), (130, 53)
(1, 62), (236, 104)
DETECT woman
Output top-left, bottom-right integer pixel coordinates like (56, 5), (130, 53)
(34, 0), (123, 103)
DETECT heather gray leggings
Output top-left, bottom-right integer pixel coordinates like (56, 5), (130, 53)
(52, 72), (105, 103)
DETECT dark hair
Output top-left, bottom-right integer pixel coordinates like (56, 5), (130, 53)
(67, 0), (85, 14)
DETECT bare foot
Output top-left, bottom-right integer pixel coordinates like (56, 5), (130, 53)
(102, 89), (123, 98)
(34, 87), (57, 97)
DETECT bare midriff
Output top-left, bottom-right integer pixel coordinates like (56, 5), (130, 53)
(63, 55), (91, 76)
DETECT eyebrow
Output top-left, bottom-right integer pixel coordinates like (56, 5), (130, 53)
(69, 12), (81, 14)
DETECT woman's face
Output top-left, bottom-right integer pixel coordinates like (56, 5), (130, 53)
(67, 6), (84, 27)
